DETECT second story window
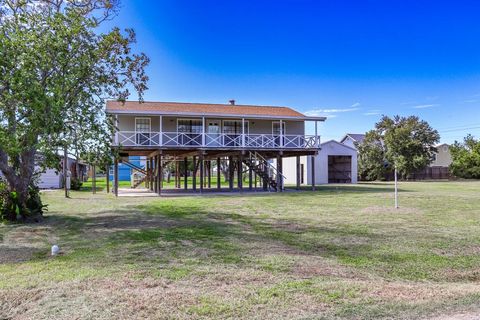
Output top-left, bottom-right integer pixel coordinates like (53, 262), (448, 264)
(223, 120), (249, 135)
(177, 119), (203, 133)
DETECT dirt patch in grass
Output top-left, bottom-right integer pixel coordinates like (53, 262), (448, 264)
(434, 245), (480, 257)
(292, 256), (369, 280)
(366, 281), (480, 303)
(428, 311), (480, 320)
(0, 246), (40, 264)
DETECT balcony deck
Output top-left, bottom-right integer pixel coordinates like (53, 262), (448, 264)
(114, 131), (320, 150)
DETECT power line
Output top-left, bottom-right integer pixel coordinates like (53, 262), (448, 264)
(436, 123), (480, 131)
(438, 126), (480, 133)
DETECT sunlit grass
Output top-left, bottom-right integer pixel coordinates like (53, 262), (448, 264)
(1, 181), (480, 319)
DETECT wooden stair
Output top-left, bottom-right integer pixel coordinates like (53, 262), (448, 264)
(242, 152), (285, 192)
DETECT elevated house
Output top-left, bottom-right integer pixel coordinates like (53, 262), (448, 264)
(107, 100), (325, 195)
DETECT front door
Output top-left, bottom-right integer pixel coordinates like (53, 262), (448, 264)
(135, 118), (151, 145)
(206, 121), (221, 146)
(272, 122), (285, 147)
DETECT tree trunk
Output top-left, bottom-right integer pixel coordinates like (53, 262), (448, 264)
(0, 148), (37, 221)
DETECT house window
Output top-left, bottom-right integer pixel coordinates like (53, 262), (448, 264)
(177, 119), (202, 145)
(223, 120), (248, 146)
(222, 120), (248, 134)
(135, 118), (151, 132)
(177, 119), (203, 133)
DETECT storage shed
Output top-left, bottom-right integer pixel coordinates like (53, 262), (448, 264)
(307, 140), (357, 185)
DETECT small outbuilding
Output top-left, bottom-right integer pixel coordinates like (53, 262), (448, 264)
(307, 140), (358, 185)
(281, 140), (358, 185)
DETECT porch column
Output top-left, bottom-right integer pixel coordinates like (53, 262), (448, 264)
(175, 159), (180, 188)
(150, 157), (154, 191)
(311, 155), (316, 191)
(114, 156), (118, 197)
(296, 155), (301, 190)
(217, 157), (221, 190)
(157, 155), (162, 195)
(248, 163), (253, 191)
(237, 156), (243, 191)
(192, 156), (197, 191)
(202, 117), (206, 147)
(242, 118), (245, 147)
(228, 156), (234, 191)
(276, 155), (281, 192)
(145, 158), (149, 189)
(207, 160), (211, 188)
(153, 155), (158, 193)
(184, 157), (188, 190)
(279, 119), (283, 148)
(199, 154), (204, 193)
(159, 115), (163, 146)
(263, 159), (268, 191)
(315, 121), (319, 148)
(279, 156), (283, 191)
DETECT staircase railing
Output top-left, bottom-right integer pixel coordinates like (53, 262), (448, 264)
(120, 159), (147, 175)
(243, 151), (287, 191)
(250, 151), (287, 181)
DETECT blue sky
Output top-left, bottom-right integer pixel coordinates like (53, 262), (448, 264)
(108, 0), (480, 142)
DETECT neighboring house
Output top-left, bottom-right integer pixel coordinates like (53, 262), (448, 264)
(37, 156), (88, 189)
(340, 133), (366, 150)
(107, 100), (325, 194)
(431, 143), (452, 167)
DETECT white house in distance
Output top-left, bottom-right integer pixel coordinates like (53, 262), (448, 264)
(37, 156), (88, 189)
(431, 143), (452, 168)
(340, 133), (365, 150)
(281, 140), (358, 185)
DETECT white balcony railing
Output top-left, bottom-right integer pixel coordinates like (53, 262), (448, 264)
(114, 131), (320, 149)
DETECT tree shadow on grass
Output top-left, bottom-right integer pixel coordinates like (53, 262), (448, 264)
(294, 184), (412, 193)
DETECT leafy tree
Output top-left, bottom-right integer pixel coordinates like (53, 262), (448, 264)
(0, 0), (149, 221)
(356, 130), (388, 181)
(449, 135), (480, 179)
(377, 115), (440, 178)
(357, 115), (439, 180)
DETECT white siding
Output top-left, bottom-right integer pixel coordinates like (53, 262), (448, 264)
(307, 141), (358, 184)
(341, 136), (357, 149)
(38, 168), (61, 189)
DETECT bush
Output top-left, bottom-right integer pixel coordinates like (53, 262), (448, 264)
(0, 181), (47, 222)
(70, 177), (83, 190)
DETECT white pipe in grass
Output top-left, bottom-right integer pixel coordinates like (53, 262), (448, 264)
(51, 245), (60, 256)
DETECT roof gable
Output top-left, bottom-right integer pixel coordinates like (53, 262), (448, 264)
(321, 139), (358, 152)
(340, 133), (366, 144)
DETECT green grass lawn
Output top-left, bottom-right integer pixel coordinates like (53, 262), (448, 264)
(1, 181), (480, 319)
(81, 176), (244, 192)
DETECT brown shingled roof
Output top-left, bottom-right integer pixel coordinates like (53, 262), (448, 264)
(106, 101), (310, 119)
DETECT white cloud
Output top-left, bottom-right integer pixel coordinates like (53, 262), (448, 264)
(412, 104), (439, 109)
(304, 102), (360, 118)
(462, 99), (478, 103)
(363, 112), (381, 116)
